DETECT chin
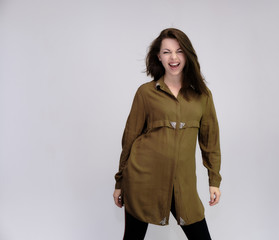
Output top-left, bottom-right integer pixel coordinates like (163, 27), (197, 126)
(169, 71), (183, 76)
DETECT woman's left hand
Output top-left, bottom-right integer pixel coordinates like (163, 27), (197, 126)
(209, 186), (221, 206)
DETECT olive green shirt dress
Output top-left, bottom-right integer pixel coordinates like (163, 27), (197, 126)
(114, 76), (222, 226)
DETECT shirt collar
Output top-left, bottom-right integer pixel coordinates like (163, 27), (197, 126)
(155, 76), (167, 90)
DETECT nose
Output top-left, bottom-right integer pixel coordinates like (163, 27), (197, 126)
(171, 52), (178, 60)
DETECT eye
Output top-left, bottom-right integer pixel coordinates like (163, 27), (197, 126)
(163, 51), (170, 54)
(177, 49), (183, 53)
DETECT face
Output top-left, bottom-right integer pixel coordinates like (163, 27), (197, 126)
(158, 38), (186, 78)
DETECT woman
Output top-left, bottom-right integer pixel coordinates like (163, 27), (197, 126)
(113, 28), (222, 240)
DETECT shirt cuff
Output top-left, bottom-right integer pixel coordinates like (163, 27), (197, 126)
(115, 181), (122, 189)
(209, 180), (221, 188)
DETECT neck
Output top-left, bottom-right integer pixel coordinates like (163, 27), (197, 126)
(163, 73), (183, 87)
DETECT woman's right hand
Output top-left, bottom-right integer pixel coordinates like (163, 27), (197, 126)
(113, 189), (123, 208)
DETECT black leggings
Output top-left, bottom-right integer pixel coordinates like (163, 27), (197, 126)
(123, 191), (212, 240)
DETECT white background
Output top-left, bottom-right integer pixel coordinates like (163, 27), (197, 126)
(1, 0), (279, 239)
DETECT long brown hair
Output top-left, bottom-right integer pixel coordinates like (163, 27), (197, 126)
(146, 28), (208, 99)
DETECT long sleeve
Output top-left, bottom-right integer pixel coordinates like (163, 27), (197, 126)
(198, 90), (222, 187)
(114, 88), (147, 189)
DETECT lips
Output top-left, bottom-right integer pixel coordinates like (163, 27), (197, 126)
(169, 62), (180, 69)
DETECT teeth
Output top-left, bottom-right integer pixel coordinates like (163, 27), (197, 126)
(169, 63), (179, 67)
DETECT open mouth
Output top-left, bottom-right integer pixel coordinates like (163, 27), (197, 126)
(169, 63), (180, 68)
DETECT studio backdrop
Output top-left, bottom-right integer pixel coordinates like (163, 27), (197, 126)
(0, 0), (279, 239)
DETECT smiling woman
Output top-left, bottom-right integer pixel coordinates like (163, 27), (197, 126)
(113, 28), (221, 240)
(146, 28), (209, 100)
(159, 38), (186, 75)
(157, 38), (186, 98)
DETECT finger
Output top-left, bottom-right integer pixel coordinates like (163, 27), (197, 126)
(210, 192), (215, 203)
(114, 197), (121, 207)
(210, 198), (219, 206)
(114, 196), (123, 208)
(215, 192), (220, 204)
(209, 192), (220, 206)
(209, 193), (216, 206)
(118, 196), (123, 207)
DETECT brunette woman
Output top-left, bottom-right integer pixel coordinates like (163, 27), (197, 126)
(113, 28), (222, 240)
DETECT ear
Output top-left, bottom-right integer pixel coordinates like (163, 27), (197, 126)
(157, 54), (161, 61)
